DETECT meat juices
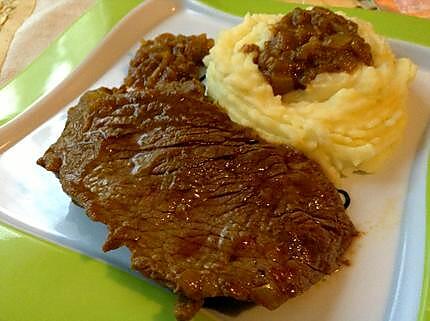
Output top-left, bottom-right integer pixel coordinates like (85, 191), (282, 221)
(38, 32), (356, 320)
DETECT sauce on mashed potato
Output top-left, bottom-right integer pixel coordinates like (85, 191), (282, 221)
(244, 7), (374, 96)
(204, 9), (416, 180)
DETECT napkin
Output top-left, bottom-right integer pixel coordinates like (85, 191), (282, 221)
(0, 0), (94, 87)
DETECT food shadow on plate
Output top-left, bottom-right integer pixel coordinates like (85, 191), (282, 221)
(203, 297), (255, 317)
(57, 203), (252, 320)
(57, 203), (187, 320)
(55, 202), (133, 271)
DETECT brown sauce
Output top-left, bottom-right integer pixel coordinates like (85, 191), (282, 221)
(124, 33), (214, 91)
(243, 7), (373, 95)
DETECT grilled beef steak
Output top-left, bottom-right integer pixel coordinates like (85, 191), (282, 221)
(38, 87), (356, 321)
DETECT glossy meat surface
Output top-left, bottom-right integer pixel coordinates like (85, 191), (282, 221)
(38, 87), (356, 321)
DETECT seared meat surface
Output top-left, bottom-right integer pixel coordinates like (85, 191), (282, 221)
(38, 87), (356, 321)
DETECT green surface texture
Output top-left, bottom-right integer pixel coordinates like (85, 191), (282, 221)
(0, 0), (143, 126)
(1, 0), (430, 127)
(200, 0), (430, 47)
(0, 223), (214, 321)
(418, 156), (430, 321)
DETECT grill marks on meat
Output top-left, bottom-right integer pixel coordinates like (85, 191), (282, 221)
(37, 88), (356, 321)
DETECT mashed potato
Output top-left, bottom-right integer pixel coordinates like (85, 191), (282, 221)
(204, 12), (416, 180)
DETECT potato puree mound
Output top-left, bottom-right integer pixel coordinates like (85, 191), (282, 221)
(204, 13), (416, 179)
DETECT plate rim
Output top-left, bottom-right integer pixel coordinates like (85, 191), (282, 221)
(1, 0), (430, 128)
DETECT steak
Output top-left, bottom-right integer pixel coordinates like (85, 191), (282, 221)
(37, 87), (356, 320)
